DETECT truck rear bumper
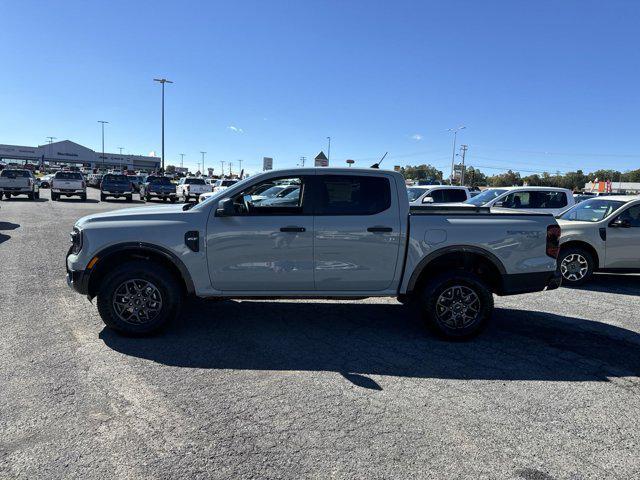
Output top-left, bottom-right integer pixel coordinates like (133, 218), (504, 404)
(499, 270), (561, 296)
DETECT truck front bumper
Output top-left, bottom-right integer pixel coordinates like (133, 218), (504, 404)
(66, 268), (89, 295)
(500, 270), (561, 295)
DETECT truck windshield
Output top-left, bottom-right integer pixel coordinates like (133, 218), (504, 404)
(559, 199), (625, 222)
(55, 172), (83, 180)
(465, 189), (507, 206)
(407, 187), (427, 202)
(1, 170), (30, 178)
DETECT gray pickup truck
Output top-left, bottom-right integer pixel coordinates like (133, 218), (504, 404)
(66, 168), (561, 339)
(0, 169), (39, 200)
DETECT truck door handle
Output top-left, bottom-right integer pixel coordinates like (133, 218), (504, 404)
(280, 226), (306, 232)
(367, 226), (393, 233)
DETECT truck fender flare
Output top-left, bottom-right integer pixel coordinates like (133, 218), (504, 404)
(406, 245), (507, 293)
(89, 242), (196, 295)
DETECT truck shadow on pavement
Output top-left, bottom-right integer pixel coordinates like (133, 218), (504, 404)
(0, 221), (19, 245)
(100, 300), (640, 387)
(573, 273), (640, 296)
(2, 197), (48, 202)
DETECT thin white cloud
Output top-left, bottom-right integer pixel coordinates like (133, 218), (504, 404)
(410, 134), (423, 141)
(227, 125), (244, 134)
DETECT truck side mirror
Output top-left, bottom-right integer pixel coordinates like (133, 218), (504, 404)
(610, 217), (631, 228)
(215, 198), (235, 217)
(422, 196), (434, 203)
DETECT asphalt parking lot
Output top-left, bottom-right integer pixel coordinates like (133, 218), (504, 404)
(1, 187), (639, 479)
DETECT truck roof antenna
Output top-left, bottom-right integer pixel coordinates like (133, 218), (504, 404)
(370, 152), (388, 169)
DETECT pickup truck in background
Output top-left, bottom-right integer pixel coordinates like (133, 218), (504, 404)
(176, 177), (211, 202)
(556, 195), (640, 285)
(140, 176), (177, 203)
(51, 171), (86, 201)
(0, 169), (39, 200)
(100, 173), (134, 202)
(66, 168), (561, 339)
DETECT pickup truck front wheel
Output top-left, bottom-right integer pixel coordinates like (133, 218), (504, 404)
(96, 260), (183, 335)
(419, 271), (494, 339)
(558, 247), (593, 286)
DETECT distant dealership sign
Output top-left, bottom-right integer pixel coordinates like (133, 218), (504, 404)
(263, 157), (273, 171)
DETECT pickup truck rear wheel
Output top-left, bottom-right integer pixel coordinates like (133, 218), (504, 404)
(419, 271), (493, 339)
(558, 247), (593, 286)
(96, 260), (183, 335)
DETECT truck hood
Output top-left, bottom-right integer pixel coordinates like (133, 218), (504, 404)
(556, 219), (596, 230)
(76, 204), (185, 228)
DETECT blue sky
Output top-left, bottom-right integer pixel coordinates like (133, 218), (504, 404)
(1, 0), (638, 175)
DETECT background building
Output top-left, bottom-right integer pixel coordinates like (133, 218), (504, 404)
(0, 140), (160, 172)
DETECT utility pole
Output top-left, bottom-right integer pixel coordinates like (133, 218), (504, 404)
(448, 126), (465, 184)
(153, 78), (173, 172)
(229, 162), (233, 177)
(298, 156), (306, 167)
(238, 159), (243, 173)
(98, 121), (109, 170)
(220, 160), (226, 177)
(180, 153), (185, 168)
(459, 144), (468, 185)
(326, 137), (331, 163)
(200, 151), (206, 176)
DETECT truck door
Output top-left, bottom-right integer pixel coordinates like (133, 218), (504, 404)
(207, 175), (314, 291)
(312, 173), (401, 291)
(605, 204), (640, 268)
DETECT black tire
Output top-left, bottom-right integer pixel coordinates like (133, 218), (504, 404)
(28, 193), (34, 200)
(34, 192), (40, 200)
(96, 260), (183, 335)
(418, 271), (494, 340)
(5, 192), (11, 199)
(558, 246), (594, 286)
(162, 197), (167, 202)
(170, 197), (176, 203)
(51, 193), (57, 201)
(80, 193), (87, 201)
(100, 193), (106, 201)
(126, 195), (132, 202)
(145, 194), (151, 202)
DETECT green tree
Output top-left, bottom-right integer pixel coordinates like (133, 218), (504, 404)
(488, 170), (521, 187)
(401, 164), (443, 182)
(165, 164), (176, 174)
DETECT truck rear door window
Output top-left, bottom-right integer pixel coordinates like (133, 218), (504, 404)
(315, 175), (391, 215)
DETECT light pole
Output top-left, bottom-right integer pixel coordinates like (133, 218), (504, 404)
(447, 126), (465, 184)
(98, 121), (109, 170)
(200, 151), (206, 176)
(238, 159), (243, 176)
(326, 136), (331, 163)
(180, 153), (185, 168)
(220, 160), (226, 177)
(46, 136), (56, 169)
(153, 78), (173, 172)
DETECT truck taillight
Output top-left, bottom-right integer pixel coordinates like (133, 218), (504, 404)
(546, 225), (561, 258)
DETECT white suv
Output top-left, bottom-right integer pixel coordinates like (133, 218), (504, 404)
(465, 186), (574, 216)
(556, 196), (640, 285)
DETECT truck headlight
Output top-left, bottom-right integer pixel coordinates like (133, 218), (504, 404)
(70, 227), (83, 254)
